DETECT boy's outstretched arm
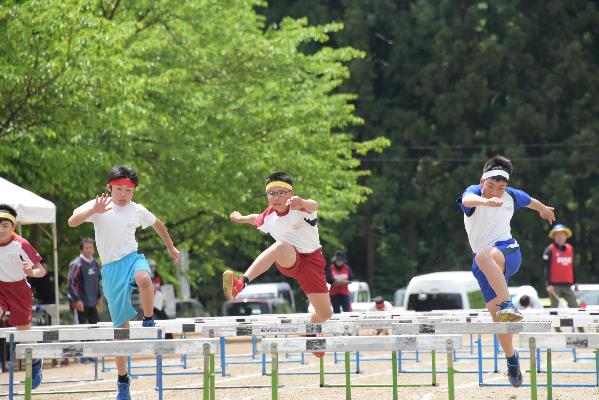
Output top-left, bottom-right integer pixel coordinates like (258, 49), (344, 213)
(287, 196), (318, 212)
(461, 194), (502, 208)
(152, 218), (181, 264)
(68, 194), (112, 227)
(527, 198), (555, 224)
(230, 211), (258, 225)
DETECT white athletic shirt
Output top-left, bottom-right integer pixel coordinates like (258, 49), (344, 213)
(74, 200), (156, 264)
(255, 207), (321, 253)
(0, 234), (42, 282)
(457, 185), (531, 254)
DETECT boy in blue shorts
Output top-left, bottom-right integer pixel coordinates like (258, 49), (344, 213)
(69, 165), (180, 400)
(457, 155), (554, 387)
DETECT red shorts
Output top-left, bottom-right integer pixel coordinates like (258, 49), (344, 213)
(275, 248), (328, 294)
(0, 280), (33, 326)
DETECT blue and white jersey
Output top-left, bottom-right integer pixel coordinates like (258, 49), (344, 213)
(456, 185), (531, 254)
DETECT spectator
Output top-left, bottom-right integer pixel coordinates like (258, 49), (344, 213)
(67, 238), (104, 325)
(148, 259), (169, 321)
(368, 296), (393, 335)
(544, 224), (578, 308)
(325, 251), (353, 313)
(512, 285), (543, 309)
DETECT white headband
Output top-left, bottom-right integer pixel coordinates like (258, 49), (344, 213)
(481, 170), (509, 180)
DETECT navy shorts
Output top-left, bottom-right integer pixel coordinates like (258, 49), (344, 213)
(472, 239), (522, 303)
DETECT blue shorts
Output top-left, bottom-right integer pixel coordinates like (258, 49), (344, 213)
(102, 251), (151, 327)
(472, 239), (522, 303)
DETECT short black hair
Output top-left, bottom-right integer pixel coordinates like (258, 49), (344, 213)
(519, 295), (530, 308)
(265, 172), (293, 187)
(79, 237), (95, 250)
(0, 204), (17, 225)
(482, 155), (512, 182)
(107, 165), (139, 186)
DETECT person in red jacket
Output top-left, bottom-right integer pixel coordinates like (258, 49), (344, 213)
(544, 224), (578, 308)
(325, 251), (353, 313)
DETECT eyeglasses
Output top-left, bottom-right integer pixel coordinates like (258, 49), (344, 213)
(266, 190), (291, 198)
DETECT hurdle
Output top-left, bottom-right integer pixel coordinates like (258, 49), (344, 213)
(262, 334), (462, 400)
(14, 338), (219, 400)
(0, 327), (162, 400)
(519, 333), (599, 400)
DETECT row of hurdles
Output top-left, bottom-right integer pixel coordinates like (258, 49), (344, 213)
(1, 308), (599, 399)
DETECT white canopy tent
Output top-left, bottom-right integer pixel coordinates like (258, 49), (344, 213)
(0, 177), (60, 324)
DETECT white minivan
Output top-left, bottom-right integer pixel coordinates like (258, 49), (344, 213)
(404, 271), (485, 311)
(235, 282), (296, 311)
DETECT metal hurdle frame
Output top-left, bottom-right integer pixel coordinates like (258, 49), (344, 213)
(519, 333), (599, 400)
(263, 334), (462, 400)
(14, 338), (219, 400)
(0, 327), (162, 400)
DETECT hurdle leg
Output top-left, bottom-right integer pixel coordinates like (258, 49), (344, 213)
(477, 334), (484, 386)
(271, 344), (278, 400)
(203, 344), (210, 400)
(344, 351), (351, 400)
(595, 350), (599, 387)
(156, 352), (163, 400)
(210, 353), (215, 400)
(447, 341), (455, 400)
(529, 338), (537, 400)
(547, 349), (552, 400)
(431, 350), (437, 386)
(219, 336), (226, 377)
(319, 356), (325, 387)
(24, 348), (32, 400)
(8, 333), (14, 400)
(391, 351), (398, 400)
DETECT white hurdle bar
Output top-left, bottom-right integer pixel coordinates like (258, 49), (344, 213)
(262, 335), (462, 400)
(14, 338), (219, 400)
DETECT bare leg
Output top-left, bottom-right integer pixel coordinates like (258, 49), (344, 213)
(306, 292), (333, 323)
(475, 248), (510, 303)
(244, 242), (296, 281)
(486, 299), (514, 357)
(135, 271), (154, 317)
(115, 321), (129, 375)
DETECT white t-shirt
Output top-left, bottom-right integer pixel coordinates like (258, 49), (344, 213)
(0, 234), (43, 282)
(513, 285), (543, 309)
(74, 200), (156, 264)
(255, 207), (321, 253)
(457, 185), (531, 253)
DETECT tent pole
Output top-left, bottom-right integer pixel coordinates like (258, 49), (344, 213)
(52, 223), (60, 325)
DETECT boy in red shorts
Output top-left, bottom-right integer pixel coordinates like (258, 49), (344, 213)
(223, 172), (333, 324)
(0, 204), (46, 389)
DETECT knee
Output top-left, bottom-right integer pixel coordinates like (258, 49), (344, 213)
(319, 307), (333, 321)
(474, 249), (493, 267)
(136, 272), (152, 289)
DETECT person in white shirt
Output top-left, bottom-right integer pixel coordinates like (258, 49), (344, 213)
(456, 155), (554, 388)
(512, 285), (543, 309)
(223, 172), (332, 326)
(68, 165), (180, 400)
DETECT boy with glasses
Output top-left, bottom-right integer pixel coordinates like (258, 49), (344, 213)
(223, 172), (333, 324)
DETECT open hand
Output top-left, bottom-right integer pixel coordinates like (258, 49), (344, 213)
(286, 196), (304, 209)
(539, 206), (555, 224)
(92, 193), (113, 214)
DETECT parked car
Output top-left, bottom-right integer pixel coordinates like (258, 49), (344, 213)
(236, 282), (296, 311)
(222, 298), (294, 316)
(308, 280), (372, 313)
(404, 271), (485, 311)
(575, 284), (599, 308)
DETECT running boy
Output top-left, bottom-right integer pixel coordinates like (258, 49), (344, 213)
(68, 165), (180, 400)
(456, 155), (555, 387)
(223, 172), (333, 324)
(0, 204), (45, 389)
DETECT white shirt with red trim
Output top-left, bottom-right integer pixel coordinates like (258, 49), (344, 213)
(74, 200), (156, 264)
(0, 234), (43, 282)
(255, 207), (321, 253)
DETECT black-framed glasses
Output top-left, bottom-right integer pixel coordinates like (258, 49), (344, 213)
(266, 190), (291, 198)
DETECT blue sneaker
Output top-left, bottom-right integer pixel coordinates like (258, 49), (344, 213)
(116, 380), (131, 400)
(142, 318), (155, 327)
(496, 300), (523, 322)
(31, 359), (42, 389)
(506, 351), (523, 387)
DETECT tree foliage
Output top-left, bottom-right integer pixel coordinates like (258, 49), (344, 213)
(0, 0), (388, 312)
